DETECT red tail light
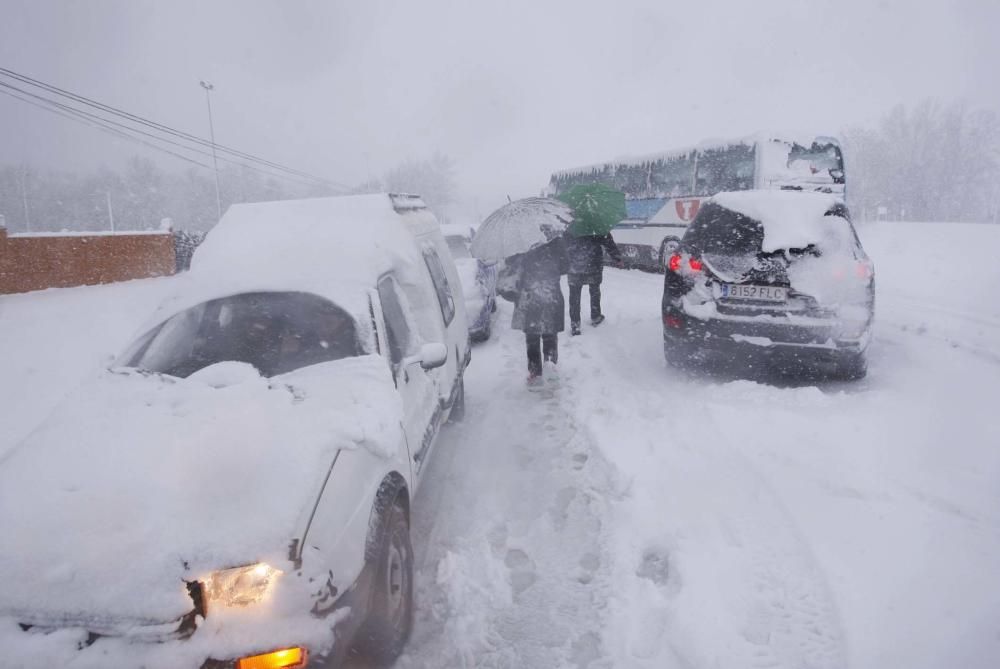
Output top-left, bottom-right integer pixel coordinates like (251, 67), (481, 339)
(667, 253), (702, 274)
(833, 261), (873, 281)
(663, 313), (684, 329)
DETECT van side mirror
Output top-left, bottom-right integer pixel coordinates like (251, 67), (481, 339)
(403, 342), (448, 370)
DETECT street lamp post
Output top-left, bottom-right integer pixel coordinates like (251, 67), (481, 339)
(199, 80), (222, 220)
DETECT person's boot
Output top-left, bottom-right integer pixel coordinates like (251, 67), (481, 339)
(591, 314), (605, 326)
(571, 322), (581, 336)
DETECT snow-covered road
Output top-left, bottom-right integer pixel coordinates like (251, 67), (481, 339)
(397, 221), (1000, 669)
(1, 222), (997, 668)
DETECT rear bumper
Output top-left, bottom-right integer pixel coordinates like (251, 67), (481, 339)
(662, 306), (870, 356)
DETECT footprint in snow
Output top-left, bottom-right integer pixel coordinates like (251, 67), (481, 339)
(504, 548), (537, 597)
(577, 552), (601, 585)
(636, 549), (670, 586)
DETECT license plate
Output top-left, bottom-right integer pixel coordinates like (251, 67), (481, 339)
(720, 284), (787, 302)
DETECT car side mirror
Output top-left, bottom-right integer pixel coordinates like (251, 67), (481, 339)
(403, 342), (448, 370)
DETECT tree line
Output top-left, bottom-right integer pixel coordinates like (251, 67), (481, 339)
(0, 153), (457, 234)
(843, 99), (1000, 223)
(2, 100), (997, 232)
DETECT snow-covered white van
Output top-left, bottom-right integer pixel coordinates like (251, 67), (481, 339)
(0, 193), (470, 668)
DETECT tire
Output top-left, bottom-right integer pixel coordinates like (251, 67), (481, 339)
(354, 497), (413, 666)
(448, 377), (466, 422)
(833, 351), (868, 381)
(470, 319), (491, 343)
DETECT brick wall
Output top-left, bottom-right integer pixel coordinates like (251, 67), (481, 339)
(0, 227), (176, 295)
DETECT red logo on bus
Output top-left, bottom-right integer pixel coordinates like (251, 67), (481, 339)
(675, 199), (701, 222)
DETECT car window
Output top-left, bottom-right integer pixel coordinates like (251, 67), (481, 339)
(683, 202), (764, 255)
(445, 236), (472, 259)
(121, 292), (362, 378)
(423, 247), (456, 326)
(377, 276), (414, 366)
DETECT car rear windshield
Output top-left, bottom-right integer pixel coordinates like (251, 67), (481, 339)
(683, 202), (858, 256)
(121, 291), (362, 378)
(682, 202), (765, 255)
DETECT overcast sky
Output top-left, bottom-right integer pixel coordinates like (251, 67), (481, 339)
(1, 0), (998, 218)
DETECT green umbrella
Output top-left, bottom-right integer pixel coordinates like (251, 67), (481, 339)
(557, 183), (626, 236)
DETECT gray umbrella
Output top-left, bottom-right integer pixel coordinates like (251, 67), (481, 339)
(471, 197), (573, 263)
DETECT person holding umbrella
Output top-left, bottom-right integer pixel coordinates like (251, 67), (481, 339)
(472, 197), (572, 384)
(557, 184), (627, 335)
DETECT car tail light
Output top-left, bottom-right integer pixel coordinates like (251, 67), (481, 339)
(663, 313), (684, 329)
(833, 261), (873, 281)
(667, 253), (702, 274)
(235, 647), (308, 669)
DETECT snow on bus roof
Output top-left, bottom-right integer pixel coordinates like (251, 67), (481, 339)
(157, 193), (434, 322)
(549, 131), (842, 180)
(711, 190), (843, 253)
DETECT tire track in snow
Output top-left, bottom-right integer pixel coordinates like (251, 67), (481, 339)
(558, 271), (849, 669)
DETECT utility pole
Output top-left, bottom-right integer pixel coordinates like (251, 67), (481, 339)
(106, 191), (115, 232)
(19, 165), (31, 232)
(199, 80), (223, 220)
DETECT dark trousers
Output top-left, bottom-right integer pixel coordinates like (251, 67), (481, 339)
(526, 333), (558, 376)
(569, 282), (602, 325)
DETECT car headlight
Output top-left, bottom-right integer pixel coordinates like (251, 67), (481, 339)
(201, 563), (281, 612)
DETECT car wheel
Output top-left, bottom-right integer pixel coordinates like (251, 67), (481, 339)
(448, 377), (466, 422)
(833, 350), (868, 381)
(354, 497), (413, 666)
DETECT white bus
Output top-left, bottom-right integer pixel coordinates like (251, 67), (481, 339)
(548, 133), (845, 270)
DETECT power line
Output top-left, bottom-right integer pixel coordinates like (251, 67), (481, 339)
(0, 85), (215, 171)
(0, 66), (348, 191)
(0, 66), (343, 188)
(0, 80), (328, 189)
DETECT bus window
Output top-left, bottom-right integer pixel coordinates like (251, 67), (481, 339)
(649, 152), (697, 198)
(693, 144), (756, 195)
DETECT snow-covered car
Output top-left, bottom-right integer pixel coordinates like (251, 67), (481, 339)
(0, 193), (471, 668)
(442, 224), (497, 342)
(661, 191), (874, 379)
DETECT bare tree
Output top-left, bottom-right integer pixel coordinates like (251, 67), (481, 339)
(383, 152), (457, 215)
(844, 100), (1000, 222)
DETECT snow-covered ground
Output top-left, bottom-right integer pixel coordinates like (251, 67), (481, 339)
(1, 221), (998, 668)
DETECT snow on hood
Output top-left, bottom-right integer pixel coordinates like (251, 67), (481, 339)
(0, 355), (401, 624)
(711, 190), (843, 253)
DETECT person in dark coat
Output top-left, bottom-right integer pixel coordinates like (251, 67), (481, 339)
(566, 233), (622, 335)
(498, 237), (568, 382)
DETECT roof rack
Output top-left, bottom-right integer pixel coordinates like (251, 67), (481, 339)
(389, 193), (428, 213)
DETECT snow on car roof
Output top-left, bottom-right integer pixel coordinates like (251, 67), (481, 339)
(440, 223), (474, 240)
(156, 193), (435, 323)
(710, 190), (844, 253)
